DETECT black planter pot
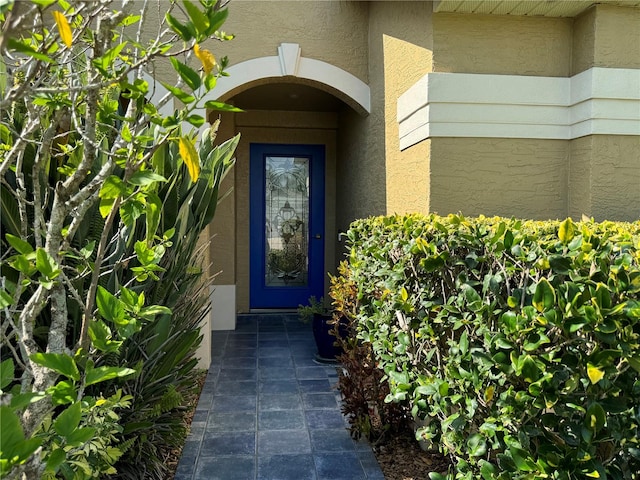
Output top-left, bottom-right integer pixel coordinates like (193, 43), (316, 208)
(311, 314), (346, 362)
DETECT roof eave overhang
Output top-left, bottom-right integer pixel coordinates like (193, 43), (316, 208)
(433, 0), (640, 18)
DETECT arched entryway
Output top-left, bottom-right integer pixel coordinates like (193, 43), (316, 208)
(205, 44), (370, 326)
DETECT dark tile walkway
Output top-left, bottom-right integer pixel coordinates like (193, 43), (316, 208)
(175, 314), (385, 480)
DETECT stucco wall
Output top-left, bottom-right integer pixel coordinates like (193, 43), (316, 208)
(573, 5), (640, 75)
(214, 0), (369, 86)
(375, 1), (433, 215)
(230, 111), (338, 312)
(430, 138), (569, 219)
(432, 12), (572, 76)
(568, 136), (593, 220)
(208, 112), (237, 286)
(588, 136), (640, 222)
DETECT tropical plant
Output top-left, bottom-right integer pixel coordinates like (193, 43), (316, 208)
(0, 0), (239, 477)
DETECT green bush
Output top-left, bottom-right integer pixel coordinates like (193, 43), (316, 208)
(337, 214), (640, 479)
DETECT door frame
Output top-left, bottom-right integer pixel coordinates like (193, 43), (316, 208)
(249, 143), (325, 309)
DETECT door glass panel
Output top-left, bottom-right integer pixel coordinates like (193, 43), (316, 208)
(264, 156), (309, 287)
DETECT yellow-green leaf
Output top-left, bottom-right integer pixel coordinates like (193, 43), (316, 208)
(178, 137), (200, 182)
(587, 364), (604, 384)
(484, 385), (495, 403)
(585, 470), (600, 478)
(558, 218), (575, 244)
(52, 11), (72, 48)
(194, 43), (215, 74)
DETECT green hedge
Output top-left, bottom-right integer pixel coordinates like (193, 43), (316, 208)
(338, 214), (640, 479)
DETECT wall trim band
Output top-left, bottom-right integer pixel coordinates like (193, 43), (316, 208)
(398, 67), (640, 150)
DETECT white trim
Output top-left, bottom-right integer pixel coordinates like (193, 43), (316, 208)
(398, 67), (640, 149)
(210, 43), (371, 114)
(210, 285), (236, 330)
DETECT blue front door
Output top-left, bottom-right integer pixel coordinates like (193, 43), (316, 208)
(249, 144), (325, 309)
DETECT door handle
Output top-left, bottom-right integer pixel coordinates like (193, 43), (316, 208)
(314, 234), (322, 239)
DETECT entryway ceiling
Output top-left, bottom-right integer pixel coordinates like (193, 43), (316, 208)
(433, 0), (640, 17)
(231, 83), (346, 112)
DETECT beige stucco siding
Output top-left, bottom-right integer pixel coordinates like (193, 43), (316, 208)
(375, 1), (433, 215)
(570, 136), (640, 222)
(573, 5), (640, 75)
(568, 136), (593, 220)
(208, 112), (237, 285)
(430, 138), (569, 219)
(214, 0), (369, 85)
(588, 136), (640, 221)
(433, 13), (572, 76)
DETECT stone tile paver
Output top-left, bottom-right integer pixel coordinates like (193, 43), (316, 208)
(176, 314), (384, 479)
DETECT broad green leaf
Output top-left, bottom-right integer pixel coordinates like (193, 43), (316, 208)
(54, 402), (82, 437)
(165, 13), (193, 41)
(203, 100), (243, 112)
(5, 233), (33, 254)
(467, 433), (487, 457)
(65, 427), (96, 446)
(52, 11), (72, 48)
(161, 81), (196, 104)
(558, 218), (575, 244)
(88, 320), (122, 353)
(586, 402), (606, 433)
(587, 363), (604, 384)
(0, 406), (42, 463)
(7, 38), (52, 62)
(30, 352), (80, 381)
(206, 7), (229, 34)
(120, 198), (145, 228)
(179, 136), (200, 182)
(45, 447), (66, 472)
(118, 14), (141, 27)
(0, 358), (14, 390)
(0, 288), (12, 309)
(186, 114), (205, 127)
(134, 240), (156, 265)
(170, 57), (201, 90)
(35, 248), (60, 280)
(128, 171), (167, 186)
(85, 366), (136, 386)
(183, 0), (208, 35)
(139, 305), (172, 320)
(100, 176), (127, 199)
(46, 380), (75, 405)
(532, 278), (555, 312)
(96, 285), (124, 323)
(511, 447), (536, 471)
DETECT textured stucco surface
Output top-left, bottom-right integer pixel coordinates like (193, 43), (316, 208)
(572, 7), (597, 75)
(568, 136), (593, 220)
(214, 0), (369, 86)
(573, 5), (640, 74)
(570, 136), (640, 222)
(593, 5), (640, 71)
(589, 136), (640, 221)
(433, 13), (572, 76)
(430, 138), (569, 219)
(378, 1), (433, 215)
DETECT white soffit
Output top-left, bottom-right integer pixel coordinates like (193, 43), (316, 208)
(433, 0), (640, 17)
(397, 68), (640, 150)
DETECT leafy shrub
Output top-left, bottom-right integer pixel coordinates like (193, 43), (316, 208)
(330, 262), (413, 443)
(338, 214), (640, 479)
